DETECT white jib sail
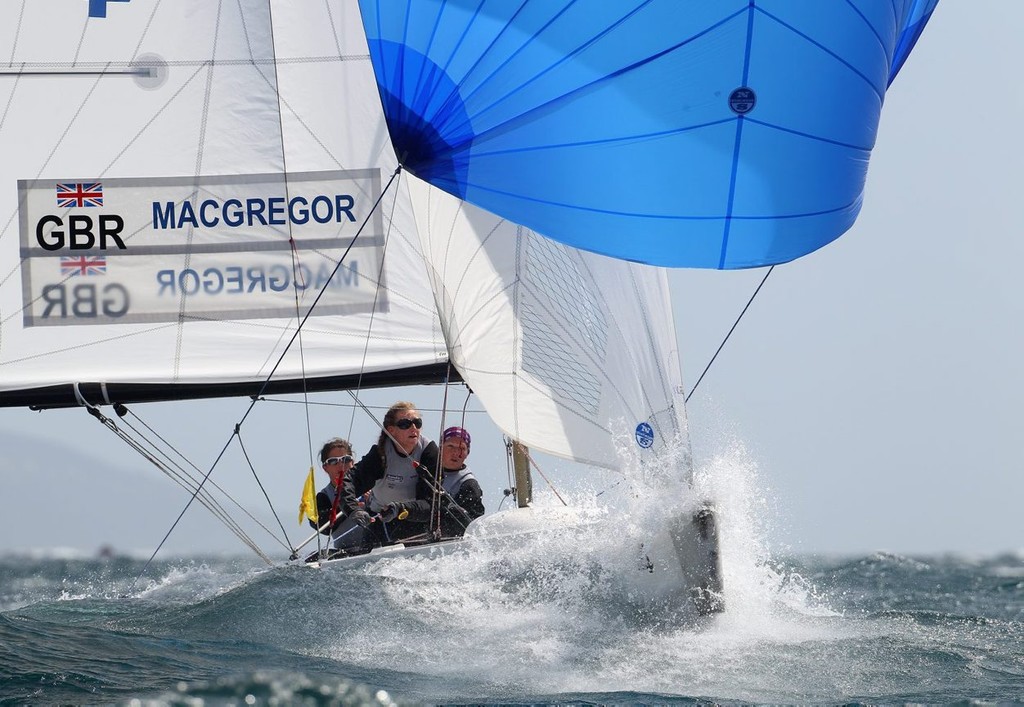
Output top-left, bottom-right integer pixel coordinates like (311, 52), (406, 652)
(406, 176), (689, 470)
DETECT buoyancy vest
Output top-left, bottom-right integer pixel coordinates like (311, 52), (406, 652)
(367, 436), (430, 510)
(318, 482), (342, 522)
(441, 466), (475, 498)
(318, 483), (340, 506)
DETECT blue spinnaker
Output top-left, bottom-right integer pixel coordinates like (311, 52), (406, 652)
(358, 1), (938, 269)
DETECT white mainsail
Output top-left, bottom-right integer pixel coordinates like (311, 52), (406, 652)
(0, 0), (689, 471)
(1, 1), (445, 403)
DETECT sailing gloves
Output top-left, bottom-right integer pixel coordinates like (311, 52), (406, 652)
(348, 504), (410, 526)
(378, 503), (410, 523)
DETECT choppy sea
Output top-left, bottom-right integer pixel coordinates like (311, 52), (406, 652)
(2, 542), (1022, 705)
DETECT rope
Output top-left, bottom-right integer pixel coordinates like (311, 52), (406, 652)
(122, 409), (287, 554)
(345, 167), (404, 444)
(431, 366), (454, 536)
(685, 265), (774, 404)
(80, 404), (275, 596)
(236, 432), (293, 549)
(524, 450), (569, 507)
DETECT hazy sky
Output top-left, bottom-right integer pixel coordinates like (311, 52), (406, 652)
(675, 1), (1023, 556)
(1, 2), (1020, 558)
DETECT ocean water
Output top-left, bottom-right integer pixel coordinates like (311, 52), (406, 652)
(2, 443), (1022, 706)
(2, 544), (1022, 705)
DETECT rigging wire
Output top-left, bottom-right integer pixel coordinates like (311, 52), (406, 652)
(685, 265), (774, 404)
(499, 437), (515, 511)
(459, 387), (472, 428)
(256, 397), (488, 416)
(236, 431), (293, 550)
(341, 164), (405, 449)
(285, 226), (319, 555)
(122, 409), (285, 553)
(265, 0), (320, 556)
(524, 449), (569, 507)
(586, 266), (776, 502)
(84, 405), (274, 564)
(430, 365), (455, 536)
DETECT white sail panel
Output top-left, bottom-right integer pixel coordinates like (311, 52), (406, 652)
(0, 1), (449, 405)
(19, 171), (387, 325)
(407, 176), (688, 469)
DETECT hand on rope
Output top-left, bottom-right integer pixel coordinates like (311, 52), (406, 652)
(377, 503), (410, 523)
(443, 499), (472, 524)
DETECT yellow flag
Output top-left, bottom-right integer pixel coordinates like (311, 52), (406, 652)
(299, 467), (318, 525)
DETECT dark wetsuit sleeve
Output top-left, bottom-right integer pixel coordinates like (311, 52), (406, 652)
(418, 441), (440, 478)
(309, 490), (342, 534)
(435, 475), (483, 537)
(341, 447), (384, 514)
(308, 491), (331, 533)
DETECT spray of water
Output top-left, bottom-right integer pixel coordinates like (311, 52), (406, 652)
(277, 429), (851, 698)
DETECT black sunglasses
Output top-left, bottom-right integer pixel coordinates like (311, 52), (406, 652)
(393, 417), (423, 430)
(324, 455), (353, 465)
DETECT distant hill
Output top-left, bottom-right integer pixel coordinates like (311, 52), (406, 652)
(0, 424), (262, 557)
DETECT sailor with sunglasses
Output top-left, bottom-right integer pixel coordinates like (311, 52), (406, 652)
(333, 401), (439, 553)
(307, 437), (356, 537)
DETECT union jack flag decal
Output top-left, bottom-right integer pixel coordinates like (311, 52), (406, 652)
(88, 0), (131, 19)
(61, 256), (107, 276)
(56, 182), (104, 208)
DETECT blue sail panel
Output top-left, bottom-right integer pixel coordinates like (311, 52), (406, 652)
(358, 0), (938, 269)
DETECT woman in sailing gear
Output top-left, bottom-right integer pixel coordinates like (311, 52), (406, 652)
(309, 437), (355, 535)
(423, 426), (485, 537)
(335, 402), (438, 551)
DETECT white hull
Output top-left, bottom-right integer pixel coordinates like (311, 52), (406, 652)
(299, 504), (723, 616)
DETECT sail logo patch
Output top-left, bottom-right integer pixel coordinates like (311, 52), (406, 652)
(728, 87), (756, 115)
(18, 169), (387, 327)
(56, 183), (103, 208)
(635, 422), (654, 449)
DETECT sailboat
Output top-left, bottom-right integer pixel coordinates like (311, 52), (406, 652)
(0, 1), (937, 618)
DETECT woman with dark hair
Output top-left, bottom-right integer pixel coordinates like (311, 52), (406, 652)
(308, 437), (355, 536)
(334, 401), (438, 552)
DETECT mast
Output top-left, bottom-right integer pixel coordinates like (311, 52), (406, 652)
(510, 441), (532, 508)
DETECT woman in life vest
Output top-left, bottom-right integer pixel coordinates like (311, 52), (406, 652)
(309, 437), (355, 535)
(335, 401), (438, 551)
(425, 426), (485, 537)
